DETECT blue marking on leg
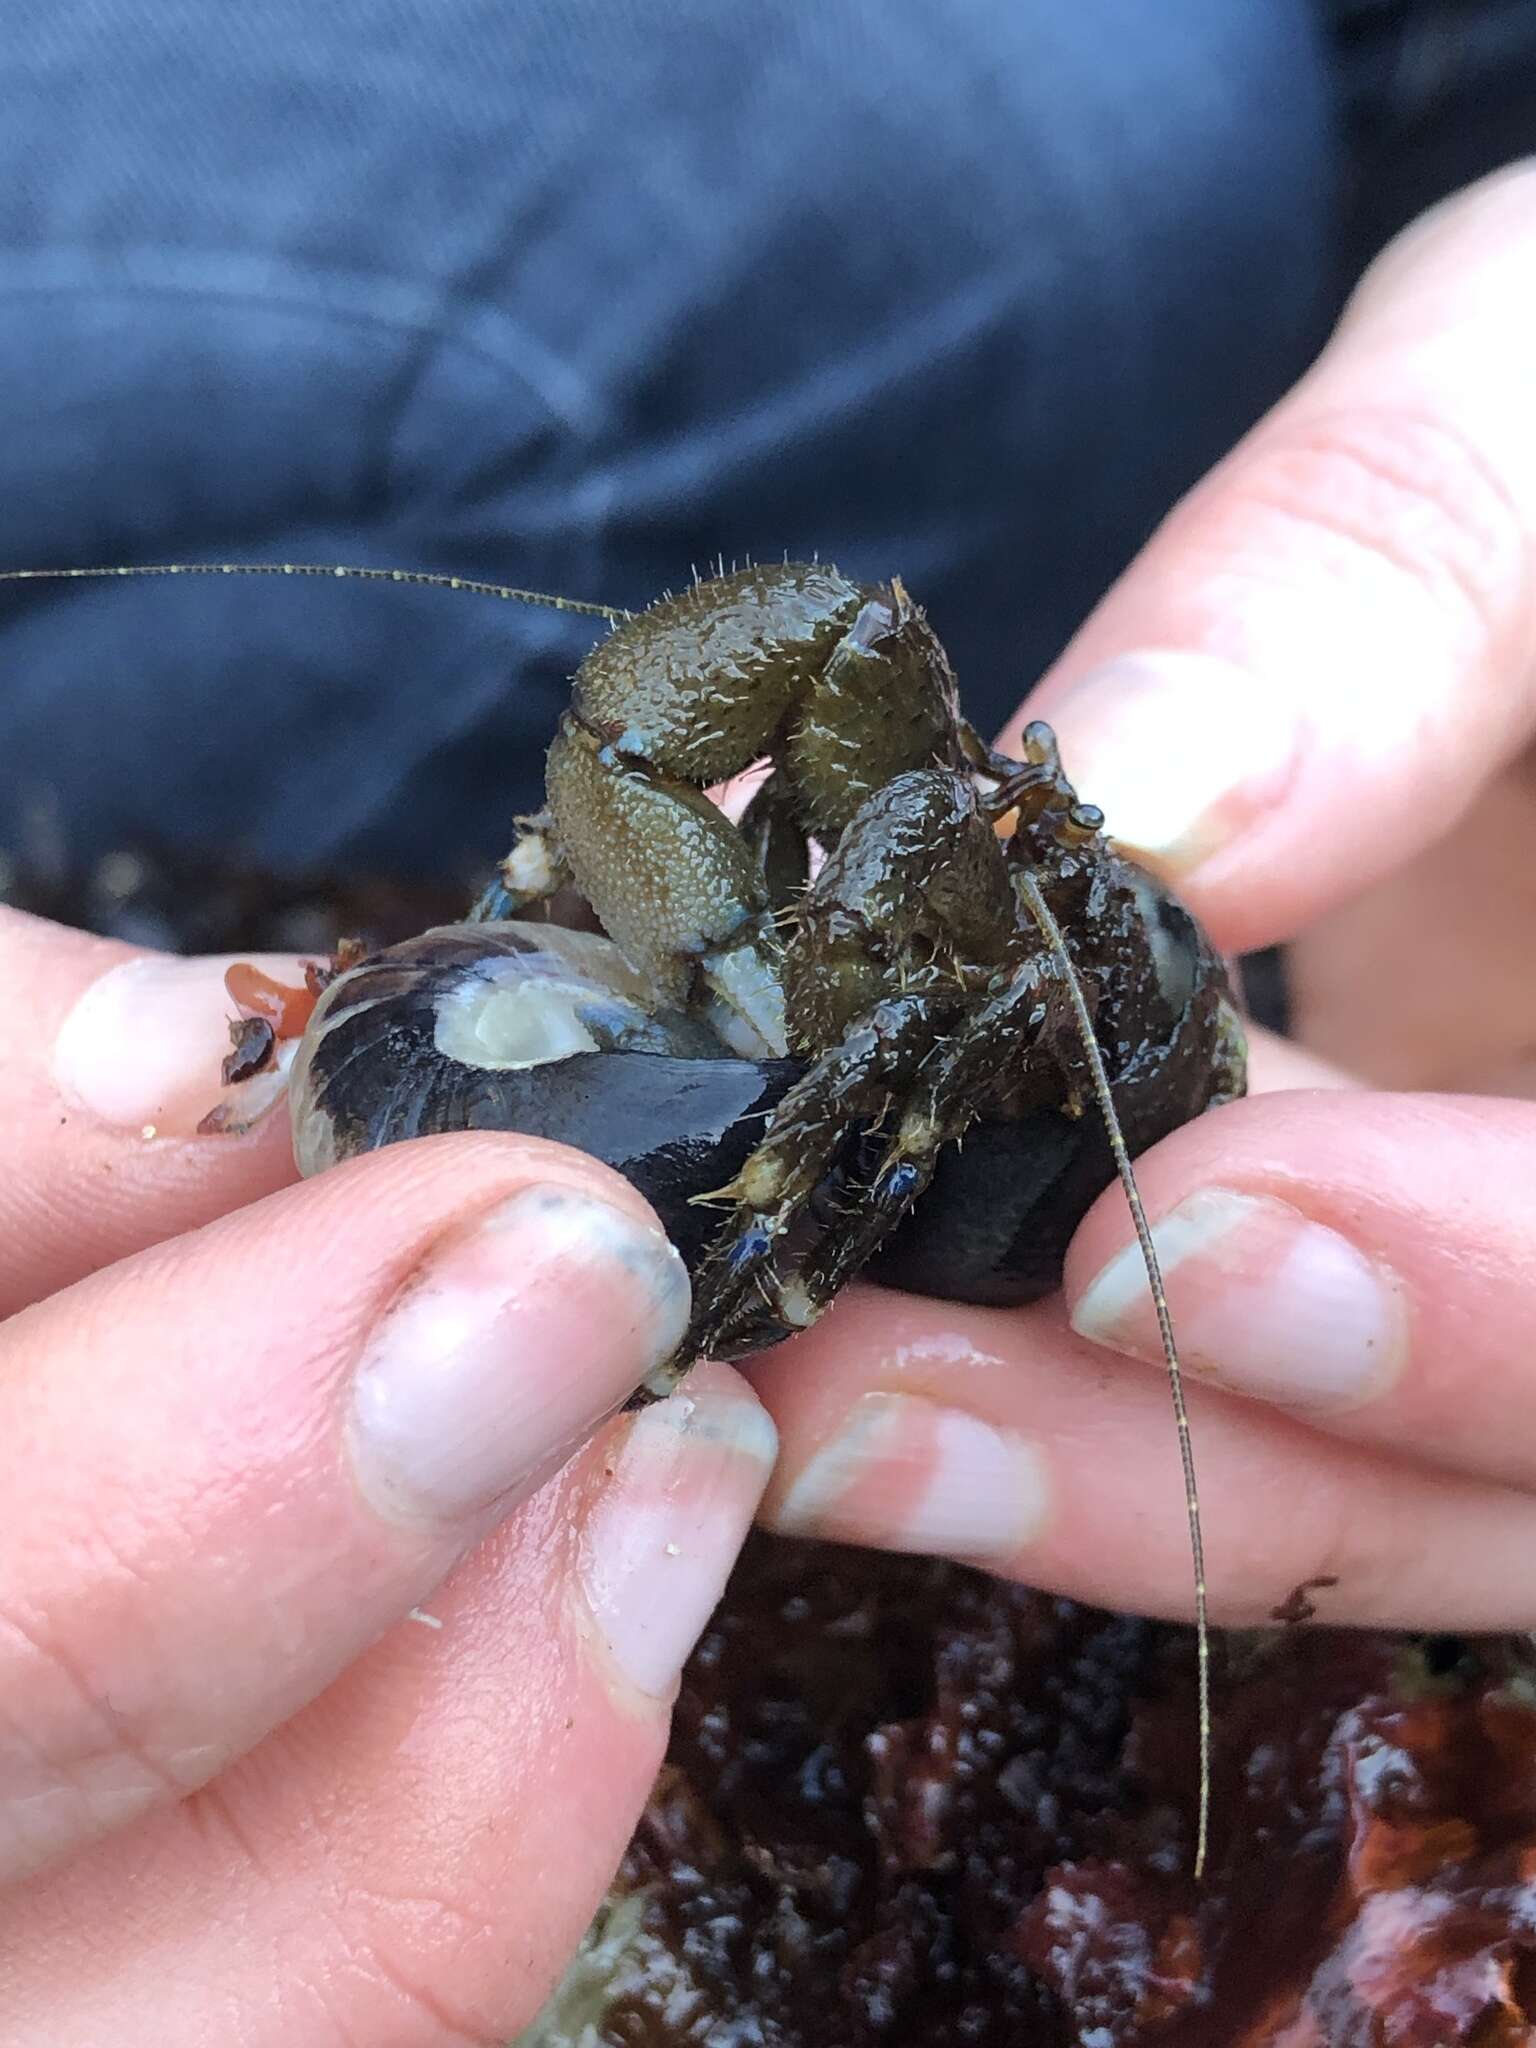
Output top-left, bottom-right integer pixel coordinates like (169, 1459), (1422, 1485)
(728, 1226), (773, 1273)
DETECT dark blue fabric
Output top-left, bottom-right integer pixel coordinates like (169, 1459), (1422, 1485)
(0, 1), (1342, 882)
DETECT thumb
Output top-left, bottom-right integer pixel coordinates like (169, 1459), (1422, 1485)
(1009, 160), (1536, 953)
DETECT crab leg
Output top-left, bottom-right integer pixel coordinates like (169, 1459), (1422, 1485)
(647, 991), (947, 1387)
(744, 949), (1078, 1335)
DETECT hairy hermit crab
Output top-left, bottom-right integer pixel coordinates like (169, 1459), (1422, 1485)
(4, 554), (1248, 1864)
(4, 556), (1250, 1379)
(273, 562), (1248, 1391)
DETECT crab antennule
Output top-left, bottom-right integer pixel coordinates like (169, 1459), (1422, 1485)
(1016, 865), (1212, 1884)
(0, 560), (629, 624)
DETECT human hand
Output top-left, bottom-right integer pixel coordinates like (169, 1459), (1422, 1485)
(751, 162), (1536, 1635)
(0, 908), (775, 2044)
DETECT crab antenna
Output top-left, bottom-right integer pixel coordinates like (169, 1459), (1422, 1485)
(0, 560), (629, 624)
(1017, 865), (1212, 1884)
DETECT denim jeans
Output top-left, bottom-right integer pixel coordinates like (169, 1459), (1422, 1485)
(0, 1), (1521, 881)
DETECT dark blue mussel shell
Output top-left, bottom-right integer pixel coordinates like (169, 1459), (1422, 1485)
(288, 923), (802, 1271)
(290, 900), (1242, 1319)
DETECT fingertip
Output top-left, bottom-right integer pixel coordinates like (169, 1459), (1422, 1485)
(1020, 649), (1302, 909)
(762, 1386), (1049, 1564)
(1002, 166), (1536, 952)
(342, 1177), (692, 1532)
(1067, 1182), (1410, 1415)
(1060, 1087), (1314, 1306)
(574, 1362), (777, 1707)
(51, 949), (299, 1139)
(0, 1130), (701, 1884)
(0, 917), (315, 1306)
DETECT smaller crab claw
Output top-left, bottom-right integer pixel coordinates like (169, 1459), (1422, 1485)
(699, 927), (789, 1059)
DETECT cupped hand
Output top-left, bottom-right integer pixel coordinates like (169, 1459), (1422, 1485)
(753, 161), (1536, 1636)
(0, 907), (774, 2043)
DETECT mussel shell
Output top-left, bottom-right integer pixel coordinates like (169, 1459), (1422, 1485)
(289, 922), (803, 1266)
(288, 892), (1246, 1316)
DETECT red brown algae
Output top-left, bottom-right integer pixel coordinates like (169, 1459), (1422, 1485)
(544, 1536), (1536, 2046)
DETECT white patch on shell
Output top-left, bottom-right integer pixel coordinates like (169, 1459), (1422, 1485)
(435, 969), (650, 1071)
(1124, 869), (1195, 1013)
(431, 925), (664, 1072)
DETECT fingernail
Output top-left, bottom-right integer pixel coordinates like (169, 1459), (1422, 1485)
(349, 1187), (691, 1526)
(578, 1370), (777, 1701)
(52, 952), (297, 1138)
(1071, 1188), (1408, 1409)
(1047, 651), (1297, 872)
(765, 1391), (1049, 1562)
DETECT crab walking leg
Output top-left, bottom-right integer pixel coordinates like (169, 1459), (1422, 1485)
(466, 809), (571, 923)
(768, 952), (1072, 1319)
(648, 992), (950, 1385)
(682, 768), (1037, 1361)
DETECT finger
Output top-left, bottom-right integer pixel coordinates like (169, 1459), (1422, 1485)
(0, 1366), (775, 2045)
(0, 906), (308, 1313)
(1003, 162), (1536, 952)
(753, 1287), (1536, 1633)
(0, 1131), (708, 1887)
(1064, 1088), (1536, 1494)
(1282, 753), (1536, 1093)
(1243, 1019), (1357, 1093)
(748, 1101), (1536, 1631)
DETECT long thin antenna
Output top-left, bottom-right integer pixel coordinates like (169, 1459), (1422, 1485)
(1017, 866), (1211, 1882)
(0, 561), (628, 623)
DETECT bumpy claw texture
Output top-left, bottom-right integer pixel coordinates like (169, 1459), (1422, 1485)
(288, 562), (1247, 1395)
(546, 720), (769, 1010)
(571, 562), (863, 785)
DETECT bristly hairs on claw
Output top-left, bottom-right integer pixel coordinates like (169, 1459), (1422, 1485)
(1016, 866), (1213, 1884)
(0, 560), (630, 624)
